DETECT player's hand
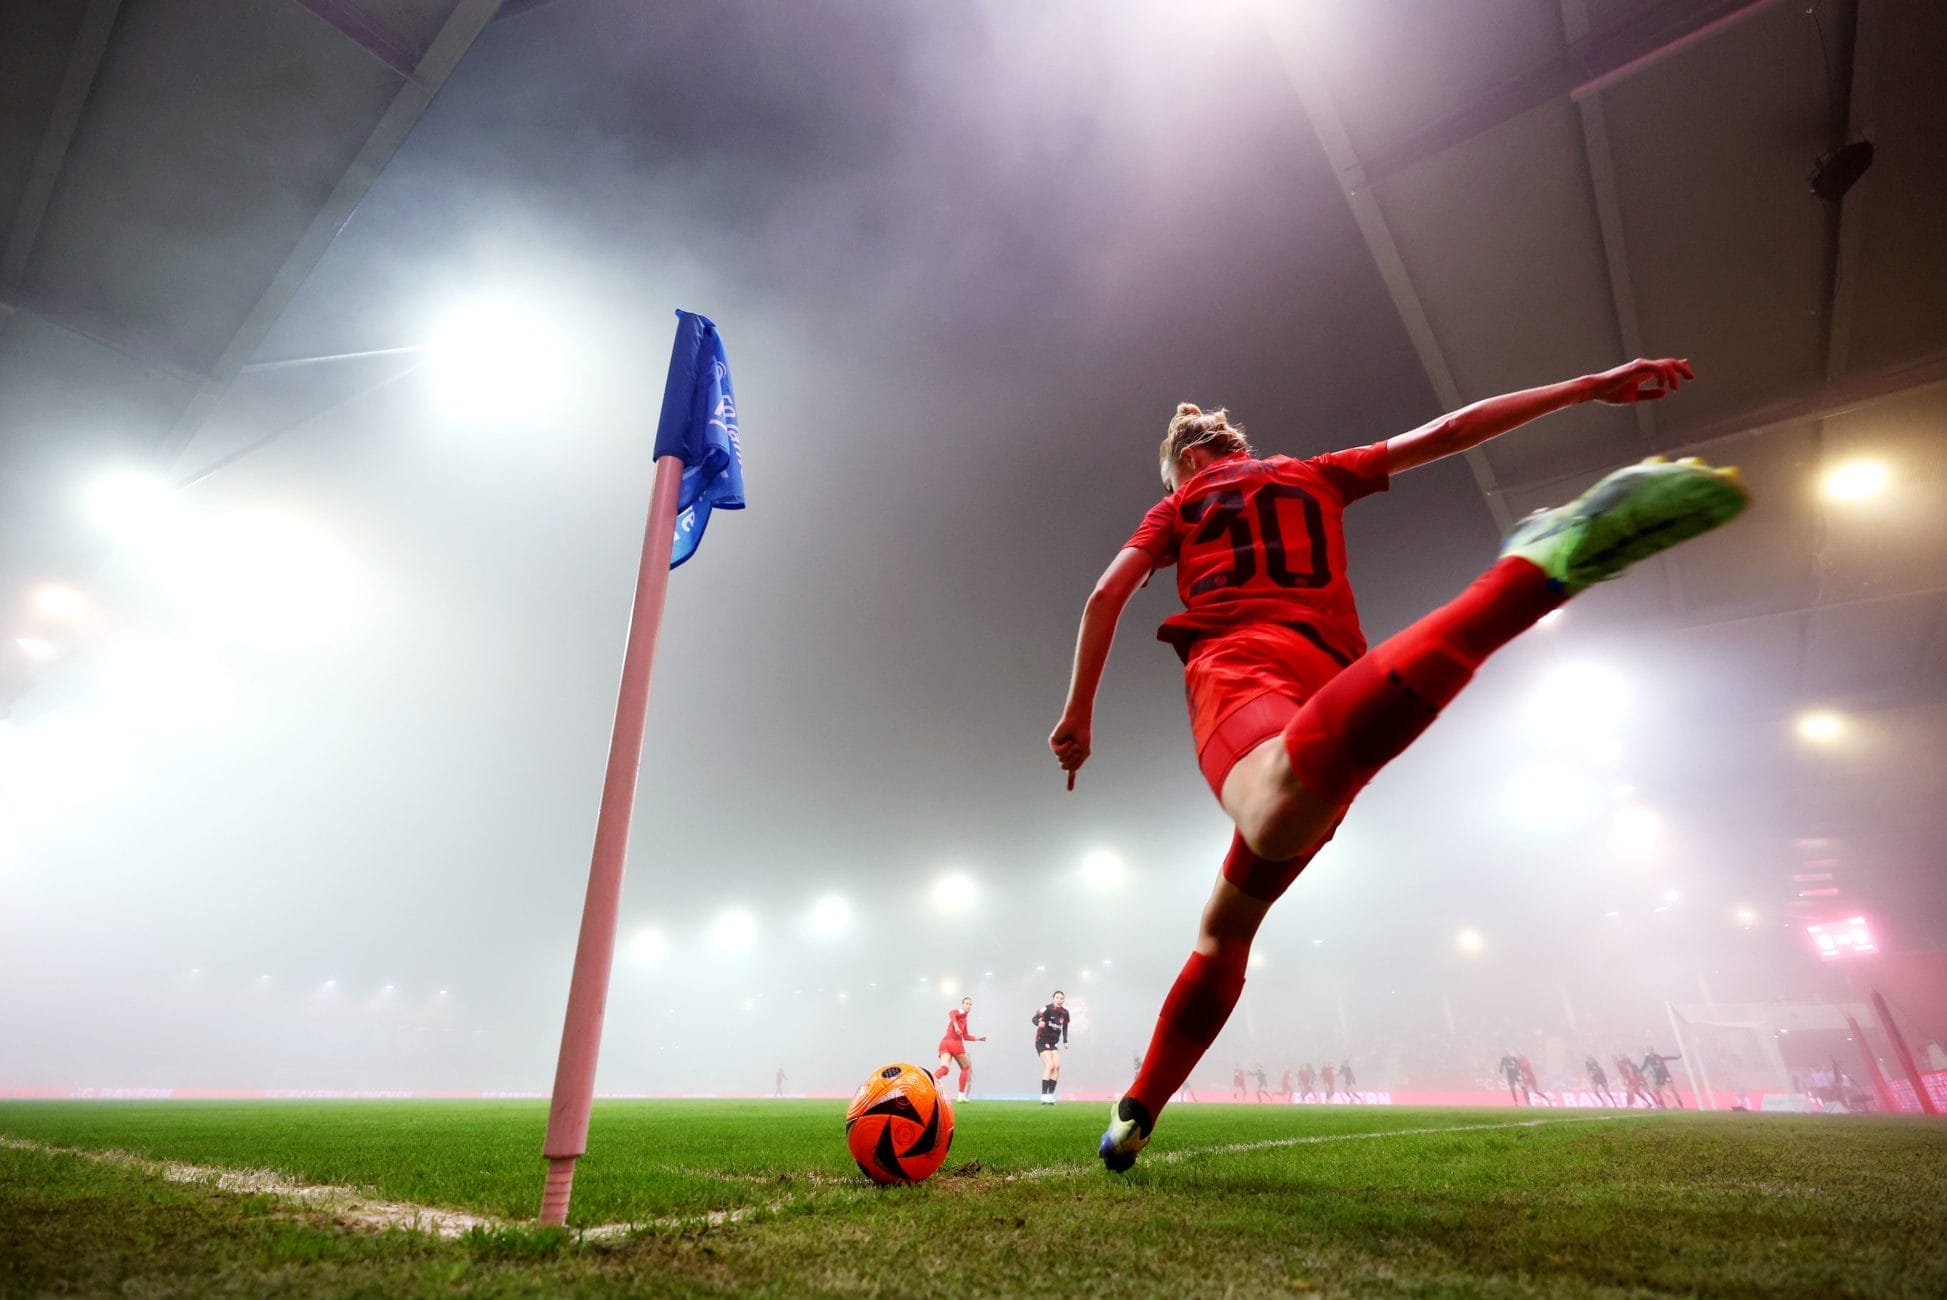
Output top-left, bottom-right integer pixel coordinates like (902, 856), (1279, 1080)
(1585, 357), (1694, 404)
(1049, 714), (1091, 789)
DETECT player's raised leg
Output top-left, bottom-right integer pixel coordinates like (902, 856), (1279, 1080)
(1221, 457), (1749, 862)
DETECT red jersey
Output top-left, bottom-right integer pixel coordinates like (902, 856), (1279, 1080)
(1123, 445), (1390, 663)
(944, 1008), (970, 1041)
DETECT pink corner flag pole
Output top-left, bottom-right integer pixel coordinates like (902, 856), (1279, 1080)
(539, 452), (686, 1227)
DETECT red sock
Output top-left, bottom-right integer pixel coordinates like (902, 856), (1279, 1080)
(933, 1064), (949, 1081)
(957, 1068), (970, 1095)
(1127, 950), (1246, 1125)
(1283, 557), (1560, 805)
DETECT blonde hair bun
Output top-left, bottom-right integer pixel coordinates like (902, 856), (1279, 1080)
(1159, 402), (1252, 486)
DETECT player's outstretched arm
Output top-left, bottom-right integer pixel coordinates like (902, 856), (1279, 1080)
(1050, 546), (1151, 788)
(1384, 358), (1695, 473)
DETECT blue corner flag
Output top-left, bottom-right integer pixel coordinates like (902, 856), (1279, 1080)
(652, 310), (745, 569)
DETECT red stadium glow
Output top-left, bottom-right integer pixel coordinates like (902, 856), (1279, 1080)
(1807, 916), (1876, 959)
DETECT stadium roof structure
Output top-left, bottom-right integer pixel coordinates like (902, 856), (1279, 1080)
(0, 0), (502, 710)
(1257, 0), (1946, 942)
(0, 0), (1942, 940)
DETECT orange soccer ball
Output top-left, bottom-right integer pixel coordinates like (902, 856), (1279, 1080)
(845, 1062), (955, 1184)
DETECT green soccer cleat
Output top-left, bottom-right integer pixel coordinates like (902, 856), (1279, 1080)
(1098, 1096), (1153, 1173)
(1500, 455), (1749, 596)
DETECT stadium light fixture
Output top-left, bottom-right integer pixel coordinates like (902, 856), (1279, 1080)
(710, 910), (756, 955)
(1819, 459), (1888, 502)
(807, 895), (851, 937)
(14, 637), (54, 660)
(1608, 805), (1663, 858)
(85, 471), (180, 543)
(1080, 849), (1125, 889)
(1247, 951), (1267, 969)
(160, 508), (359, 649)
(1662, 889), (1681, 903)
(628, 927), (668, 966)
(932, 872), (976, 913)
(33, 585), (89, 620)
(1734, 907), (1758, 927)
(427, 300), (577, 424)
(1504, 764), (1593, 827)
(1456, 928), (1484, 954)
(1807, 916), (1876, 958)
(1796, 710), (1844, 744)
(940, 977), (958, 997)
(1531, 662), (1627, 733)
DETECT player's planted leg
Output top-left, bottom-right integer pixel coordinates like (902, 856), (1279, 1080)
(1103, 851), (1281, 1172)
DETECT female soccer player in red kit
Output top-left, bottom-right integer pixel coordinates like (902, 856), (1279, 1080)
(1051, 359), (1748, 1171)
(934, 996), (984, 1102)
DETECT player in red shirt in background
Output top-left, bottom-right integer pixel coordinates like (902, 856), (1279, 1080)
(1053, 360), (1748, 1171)
(933, 997), (985, 1103)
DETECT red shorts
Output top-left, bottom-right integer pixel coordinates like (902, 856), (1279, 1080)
(937, 1037), (966, 1058)
(1185, 624), (1350, 797)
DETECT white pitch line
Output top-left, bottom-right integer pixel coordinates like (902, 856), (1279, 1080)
(0, 1135), (768, 1241)
(997, 1110), (1653, 1181)
(1149, 1111), (1657, 1164)
(0, 1136), (505, 1238)
(2, 1112), (1656, 1237)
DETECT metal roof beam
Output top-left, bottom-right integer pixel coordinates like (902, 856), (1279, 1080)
(1823, 0), (1883, 383)
(162, 0), (503, 465)
(1358, 0), (1782, 187)
(2, 0), (124, 288)
(1485, 344), (1947, 501)
(1260, 12), (1513, 532)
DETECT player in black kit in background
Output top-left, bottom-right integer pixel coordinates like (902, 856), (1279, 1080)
(1033, 991), (1071, 1105)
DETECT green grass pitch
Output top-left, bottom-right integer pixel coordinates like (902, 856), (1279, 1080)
(3, 1099), (1944, 1296)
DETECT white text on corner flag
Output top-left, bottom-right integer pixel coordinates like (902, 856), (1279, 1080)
(653, 309), (745, 568)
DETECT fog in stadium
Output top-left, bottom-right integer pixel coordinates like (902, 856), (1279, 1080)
(3, 0), (1943, 1112)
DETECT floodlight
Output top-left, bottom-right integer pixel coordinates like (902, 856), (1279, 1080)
(628, 927), (668, 966)
(1080, 849), (1125, 889)
(940, 978), (958, 997)
(1530, 662), (1627, 733)
(1456, 928), (1484, 953)
(807, 895), (851, 937)
(1247, 951), (1267, 969)
(85, 472), (179, 542)
(159, 508), (358, 649)
(711, 909), (756, 955)
(14, 637), (54, 660)
(1609, 806), (1663, 858)
(1807, 916), (1876, 958)
(1734, 908), (1757, 927)
(1819, 459), (1888, 501)
(932, 872), (976, 912)
(1504, 765), (1593, 827)
(427, 301), (577, 423)
(34, 585), (89, 620)
(1796, 711), (1843, 743)
(1663, 889), (1681, 903)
